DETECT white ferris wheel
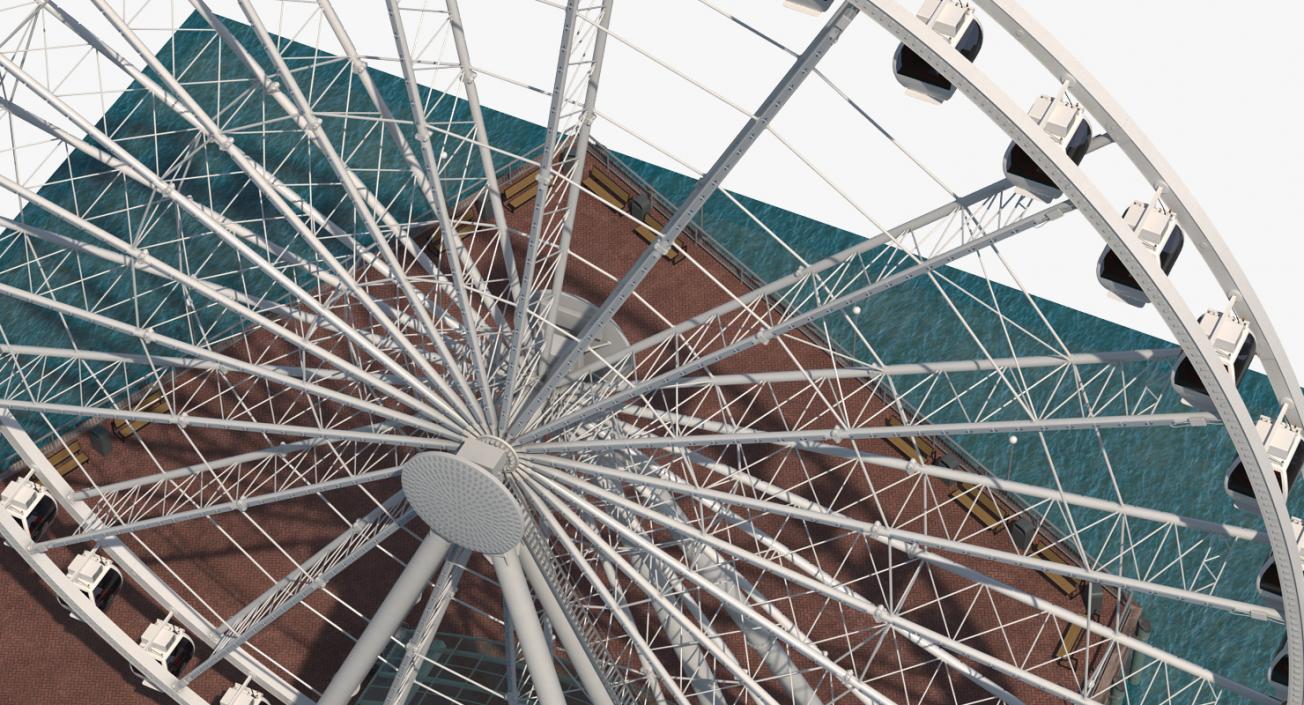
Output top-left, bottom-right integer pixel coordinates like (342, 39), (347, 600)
(0, 1), (1300, 705)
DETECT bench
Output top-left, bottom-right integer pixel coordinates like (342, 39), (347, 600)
(1033, 541), (1083, 598)
(112, 391), (169, 441)
(886, 416), (935, 463)
(502, 168), (540, 211)
(1055, 621), (1085, 667)
(949, 484), (1004, 531)
(582, 167), (630, 210)
(633, 211), (685, 264)
(45, 440), (88, 477)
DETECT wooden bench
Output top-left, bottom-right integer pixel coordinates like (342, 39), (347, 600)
(1055, 621), (1085, 667)
(1033, 541), (1083, 598)
(582, 167), (630, 210)
(454, 204), (484, 239)
(112, 391), (169, 441)
(633, 211), (685, 264)
(950, 481), (1083, 598)
(45, 440), (88, 477)
(502, 168), (540, 211)
(886, 416), (935, 463)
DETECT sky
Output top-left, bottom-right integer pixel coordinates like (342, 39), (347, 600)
(443, 0), (1304, 365)
(9, 0), (1304, 365)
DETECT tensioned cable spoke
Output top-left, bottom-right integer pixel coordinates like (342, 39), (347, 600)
(613, 408), (1260, 543)
(527, 411), (1215, 452)
(70, 428), (387, 502)
(520, 475), (794, 705)
(529, 465), (1209, 705)
(35, 463), (408, 551)
(527, 456), (1280, 622)
(629, 444), (1276, 703)
(662, 348), (1182, 388)
(526, 468), (1066, 705)
(521, 197), (1078, 443)
(441, 0), (522, 301)
(0, 204), (466, 437)
(199, 0), (497, 427)
(499, 0), (584, 431)
(533, 460), (1034, 705)
(0, 50), (471, 431)
(180, 493), (415, 686)
(0, 279), (456, 438)
(508, 3), (862, 437)
(519, 483), (695, 705)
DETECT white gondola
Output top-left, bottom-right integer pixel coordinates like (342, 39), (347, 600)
(1269, 636), (1289, 702)
(130, 618), (195, 687)
(57, 549), (124, 617)
(1096, 198), (1184, 307)
(1257, 518), (1304, 612)
(1170, 307), (1256, 412)
(784, 0), (833, 14)
(892, 0), (983, 104)
(0, 474), (57, 542)
(1002, 93), (1092, 202)
(1226, 415), (1303, 514)
(219, 683), (270, 705)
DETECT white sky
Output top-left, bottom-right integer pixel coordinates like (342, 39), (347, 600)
(447, 0), (1304, 361)
(9, 0), (1302, 363)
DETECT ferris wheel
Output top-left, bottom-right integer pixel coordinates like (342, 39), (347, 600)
(0, 1), (1299, 704)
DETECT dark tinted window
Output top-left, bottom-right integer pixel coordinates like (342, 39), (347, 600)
(894, 45), (951, 91)
(956, 22), (983, 61)
(1159, 227), (1184, 273)
(1226, 462), (1253, 497)
(1003, 144), (1058, 197)
(1066, 120), (1092, 163)
(1098, 249), (1137, 291)
(1172, 357), (1205, 398)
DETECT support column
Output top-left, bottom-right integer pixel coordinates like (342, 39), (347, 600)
(493, 550), (570, 705)
(318, 532), (450, 705)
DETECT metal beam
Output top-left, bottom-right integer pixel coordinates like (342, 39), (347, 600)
(523, 198), (1078, 442)
(383, 546), (471, 705)
(530, 457), (1280, 622)
(509, 2), (862, 436)
(500, 0), (586, 430)
(661, 348), (1182, 388)
(317, 532), (450, 705)
(492, 549), (571, 705)
(36, 465), (407, 552)
(528, 410), (1215, 453)
(519, 548), (617, 705)
(181, 494), (415, 686)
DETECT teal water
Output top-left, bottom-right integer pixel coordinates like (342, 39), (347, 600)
(0, 12), (1291, 701)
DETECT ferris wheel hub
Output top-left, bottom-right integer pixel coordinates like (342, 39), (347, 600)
(399, 446), (524, 555)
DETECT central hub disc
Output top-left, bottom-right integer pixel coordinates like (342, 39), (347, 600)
(400, 451), (524, 555)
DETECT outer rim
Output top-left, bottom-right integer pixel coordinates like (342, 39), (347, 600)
(850, 1), (1304, 701)
(0, 2), (1294, 703)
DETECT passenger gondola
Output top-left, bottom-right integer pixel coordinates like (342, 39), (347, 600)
(1097, 199), (1184, 307)
(1269, 636), (1288, 702)
(1170, 308), (1256, 412)
(1002, 94), (1092, 202)
(219, 683), (270, 705)
(131, 619), (195, 687)
(891, 1), (983, 104)
(1225, 416), (1302, 514)
(1, 475), (57, 542)
(1256, 518), (1303, 613)
(58, 550), (124, 617)
(784, 0), (833, 14)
